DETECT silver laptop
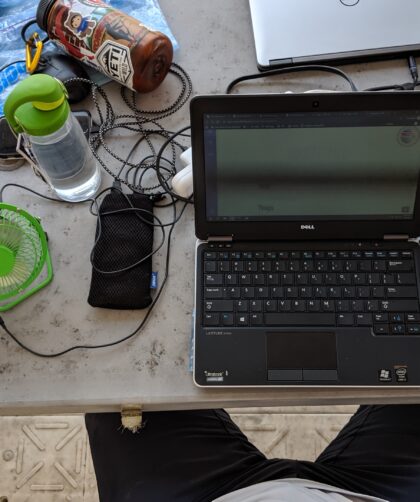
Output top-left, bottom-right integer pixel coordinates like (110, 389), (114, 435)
(249, 0), (420, 70)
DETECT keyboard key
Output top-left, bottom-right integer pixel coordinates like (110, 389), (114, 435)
(374, 313), (389, 322)
(264, 300), (277, 312)
(221, 313), (234, 326)
(357, 286), (370, 298)
(373, 260), (386, 272)
(316, 260), (328, 272)
(280, 273), (294, 285)
(325, 273), (337, 285)
(205, 261), (217, 272)
(321, 300), (334, 312)
(366, 300), (379, 312)
(391, 313), (404, 323)
(391, 324), (405, 334)
(253, 274), (265, 285)
(205, 287), (224, 299)
(236, 314), (249, 326)
(386, 286), (418, 298)
(359, 261), (372, 272)
(205, 274), (223, 285)
(205, 300), (234, 312)
(225, 274), (237, 285)
(271, 287), (285, 298)
(367, 273), (381, 285)
(204, 252), (217, 259)
(286, 287), (299, 298)
(299, 286), (313, 298)
(387, 260), (413, 272)
(372, 286), (385, 298)
(296, 273), (309, 285)
(256, 287), (269, 298)
(314, 286), (327, 298)
(407, 313), (420, 322)
(337, 273), (352, 285)
(235, 300), (248, 312)
(267, 273), (279, 285)
(227, 287), (240, 299)
(308, 300), (321, 311)
(380, 300), (419, 312)
(260, 261), (272, 272)
(245, 261), (257, 272)
(328, 287), (341, 298)
(265, 313), (335, 326)
(407, 325), (420, 334)
(278, 300), (292, 311)
(337, 313), (354, 326)
(330, 261), (344, 272)
(204, 313), (220, 326)
(232, 261), (244, 272)
(374, 324), (390, 334)
(310, 274), (323, 285)
(292, 300), (306, 312)
(250, 300), (262, 312)
(336, 300), (350, 312)
(351, 300), (364, 312)
(355, 313), (372, 326)
(382, 274), (395, 285)
(240, 274), (252, 285)
(343, 286), (356, 297)
(353, 273), (366, 284)
(397, 273), (416, 285)
(242, 287), (255, 298)
(219, 261), (230, 272)
(250, 313), (263, 325)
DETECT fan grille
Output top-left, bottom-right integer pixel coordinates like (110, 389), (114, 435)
(0, 207), (44, 297)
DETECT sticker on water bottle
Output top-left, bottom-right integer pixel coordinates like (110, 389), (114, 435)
(95, 40), (134, 87)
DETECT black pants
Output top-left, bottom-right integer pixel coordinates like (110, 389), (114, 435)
(86, 405), (420, 502)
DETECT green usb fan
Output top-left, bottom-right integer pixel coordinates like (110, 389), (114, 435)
(0, 203), (53, 311)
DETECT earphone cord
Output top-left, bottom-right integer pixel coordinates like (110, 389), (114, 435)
(0, 118), (192, 356)
(0, 188), (190, 357)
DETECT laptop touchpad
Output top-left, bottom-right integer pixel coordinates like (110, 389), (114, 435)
(266, 332), (338, 381)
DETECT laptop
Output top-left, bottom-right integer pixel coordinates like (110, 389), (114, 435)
(191, 91), (420, 387)
(249, 0), (420, 70)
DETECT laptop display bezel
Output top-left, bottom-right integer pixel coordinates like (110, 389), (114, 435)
(191, 92), (420, 241)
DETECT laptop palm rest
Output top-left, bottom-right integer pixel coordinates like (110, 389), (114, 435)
(267, 332), (338, 381)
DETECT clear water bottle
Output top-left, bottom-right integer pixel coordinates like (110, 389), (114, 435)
(4, 74), (101, 202)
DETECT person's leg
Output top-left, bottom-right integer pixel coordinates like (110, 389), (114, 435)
(85, 410), (298, 502)
(295, 405), (420, 502)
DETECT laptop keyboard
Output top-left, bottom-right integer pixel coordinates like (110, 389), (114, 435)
(202, 249), (420, 335)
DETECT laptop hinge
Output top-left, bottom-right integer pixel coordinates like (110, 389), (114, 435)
(207, 236), (233, 242)
(383, 234), (409, 241)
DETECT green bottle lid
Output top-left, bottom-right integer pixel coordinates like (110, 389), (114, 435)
(4, 74), (70, 136)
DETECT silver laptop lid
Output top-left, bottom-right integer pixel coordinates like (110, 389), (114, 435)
(249, 0), (420, 69)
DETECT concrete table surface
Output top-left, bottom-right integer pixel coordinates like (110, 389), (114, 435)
(1, 0), (420, 415)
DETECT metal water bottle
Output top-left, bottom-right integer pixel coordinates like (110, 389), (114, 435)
(4, 74), (101, 202)
(36, 0), (173, 93)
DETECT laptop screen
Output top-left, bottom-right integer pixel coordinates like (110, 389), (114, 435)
(203, 110), (420, 222)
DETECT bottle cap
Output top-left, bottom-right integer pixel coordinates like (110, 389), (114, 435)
(36, 0), (56, 31)
(4, 74), (70, 136)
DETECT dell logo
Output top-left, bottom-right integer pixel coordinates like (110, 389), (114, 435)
(300, 224), (315, 230)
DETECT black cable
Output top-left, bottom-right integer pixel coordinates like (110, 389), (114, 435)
(0, 198), (190, 357)
(0, 60), (26, 73)
(155, 125), (193, 203)
(226, 64), (359, 93)
(20, 18), (49, 44)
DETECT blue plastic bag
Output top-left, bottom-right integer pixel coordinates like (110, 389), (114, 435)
(0, 0), (178, 115)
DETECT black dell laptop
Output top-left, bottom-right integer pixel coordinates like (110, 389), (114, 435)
(191, 92), (420, 387)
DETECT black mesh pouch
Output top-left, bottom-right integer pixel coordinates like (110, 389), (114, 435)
(88, 191), (154, 309)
